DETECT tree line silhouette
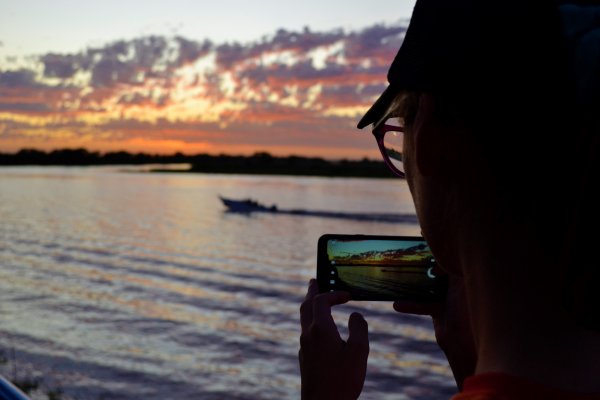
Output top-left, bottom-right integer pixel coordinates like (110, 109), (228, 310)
(0, 148), (394, 178)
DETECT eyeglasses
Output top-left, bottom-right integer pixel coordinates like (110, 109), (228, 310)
(372, 117), (405, 178)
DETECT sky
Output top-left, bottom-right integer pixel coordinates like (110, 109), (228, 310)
(0, 0), (416, 159)
(328, 239), (424, 258)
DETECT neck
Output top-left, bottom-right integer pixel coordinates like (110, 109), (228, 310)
(463, 238), (600, 392)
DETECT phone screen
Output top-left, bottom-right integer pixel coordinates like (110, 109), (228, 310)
(317, 234), (447, 301)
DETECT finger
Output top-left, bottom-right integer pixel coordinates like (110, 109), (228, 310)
(300, 279), (319, 335)
(347, 312), (369, 357)
(304, 279), (319, 301)
(393, 301), (440, 317)
(312, 291), (350, 326)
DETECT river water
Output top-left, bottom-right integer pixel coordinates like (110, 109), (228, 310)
(0, 166), (455, 400)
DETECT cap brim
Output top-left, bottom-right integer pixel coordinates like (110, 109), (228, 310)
(357, 85), (400, 129)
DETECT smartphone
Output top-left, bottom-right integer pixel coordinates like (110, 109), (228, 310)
(317, 234), (447, 302)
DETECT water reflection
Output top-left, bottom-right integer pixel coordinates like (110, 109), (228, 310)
(0, 167), (453, 399)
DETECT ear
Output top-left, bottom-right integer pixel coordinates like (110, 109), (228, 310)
(412, 93), (462, 178)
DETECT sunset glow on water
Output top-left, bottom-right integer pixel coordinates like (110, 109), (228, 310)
(0, 167), (454, 399)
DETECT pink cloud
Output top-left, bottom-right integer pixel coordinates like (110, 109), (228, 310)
(0, 23), (406, 158)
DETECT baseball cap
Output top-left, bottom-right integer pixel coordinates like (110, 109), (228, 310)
(357, 0), (565, 129)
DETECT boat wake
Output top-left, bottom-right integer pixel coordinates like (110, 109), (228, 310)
(219, 196), (418, 224)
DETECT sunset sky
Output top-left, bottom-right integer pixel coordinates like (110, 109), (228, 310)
(0, 0), (416, 159)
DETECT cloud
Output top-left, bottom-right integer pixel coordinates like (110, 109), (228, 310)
(0, 102), (52, 113)
(0, 69), (40, 88)
(41, 54), (79, 79)
(0, 22), (406, 157)
(345, 24), (406, 60)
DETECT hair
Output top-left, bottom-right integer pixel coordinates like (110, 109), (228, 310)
(388, 91), (421, 129)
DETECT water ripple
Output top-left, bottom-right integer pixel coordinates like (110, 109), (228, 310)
(0, 167), (452, 400)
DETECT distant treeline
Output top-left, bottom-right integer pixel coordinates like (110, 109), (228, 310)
(0, 148), (187, 165)
(0, 148), (394, 178)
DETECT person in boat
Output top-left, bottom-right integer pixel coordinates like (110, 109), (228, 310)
(243, 198), (277, 211)
(299, 0), (600, 399)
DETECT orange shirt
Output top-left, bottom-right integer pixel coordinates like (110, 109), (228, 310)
(451, 373), (600, 400)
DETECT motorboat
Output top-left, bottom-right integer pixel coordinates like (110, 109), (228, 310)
(218, 196), (277, 212)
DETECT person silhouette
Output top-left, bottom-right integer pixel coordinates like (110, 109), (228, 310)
(299, 1), (600, 399)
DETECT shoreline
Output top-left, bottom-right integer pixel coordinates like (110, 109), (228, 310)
(1, 150), (395, 178)
(149, 167), (394, 178)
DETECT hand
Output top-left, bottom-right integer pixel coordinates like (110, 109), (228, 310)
(393, 274), (476, 390)
(299, 279), (369, 400)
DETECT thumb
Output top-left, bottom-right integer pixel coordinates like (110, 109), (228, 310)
(347, 312), (369, 356)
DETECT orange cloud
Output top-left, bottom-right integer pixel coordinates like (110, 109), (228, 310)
(0, 23), (405, 159)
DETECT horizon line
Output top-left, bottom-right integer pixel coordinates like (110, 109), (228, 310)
(1, 147), (380, 162)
